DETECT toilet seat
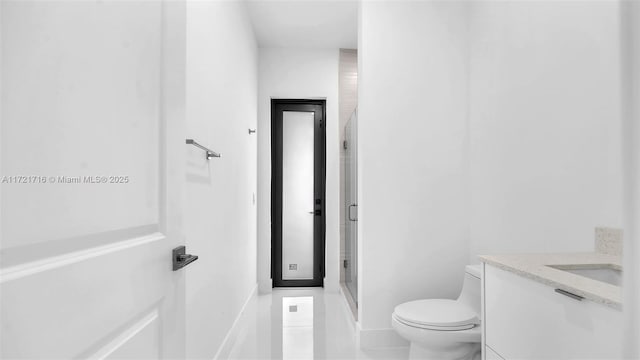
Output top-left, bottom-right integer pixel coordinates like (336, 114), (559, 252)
(393, 299), (479, 331)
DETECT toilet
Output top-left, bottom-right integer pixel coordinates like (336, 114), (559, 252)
(392, 265), (482, 360)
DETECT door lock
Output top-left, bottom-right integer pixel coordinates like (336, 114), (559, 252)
(173, 246), (199, 271)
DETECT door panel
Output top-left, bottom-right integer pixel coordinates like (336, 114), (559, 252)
(97, 309), (161, 360)
(1, 1), (161, 250)
(271, 100), (325, 287)
(344, 109), (358, 303)
(1, 236), (165, 358)
(282, 112), (315, 280)
(0, 1), (186, 358)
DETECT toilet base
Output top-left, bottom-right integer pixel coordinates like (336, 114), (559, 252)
(408, 341), (480, 360)
(392, 315), (481, 360)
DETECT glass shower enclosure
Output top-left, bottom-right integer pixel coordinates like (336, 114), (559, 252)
(344, 109), (358, 304)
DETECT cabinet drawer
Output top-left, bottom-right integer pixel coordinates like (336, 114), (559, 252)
(484, 264), (622, 359)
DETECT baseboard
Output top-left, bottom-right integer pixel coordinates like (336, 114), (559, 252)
(338, 283), (358, 322)
(213, 283), (258, 360)
(359, 328), (409, 349)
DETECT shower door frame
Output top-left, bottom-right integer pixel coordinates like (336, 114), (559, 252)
(271, 99), (326, 287)
(344, 110), (358, 304)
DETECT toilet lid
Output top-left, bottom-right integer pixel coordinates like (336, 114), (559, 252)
(393, 299), (479, 330)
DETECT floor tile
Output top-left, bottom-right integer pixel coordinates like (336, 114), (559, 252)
(226, 288), (408, 360)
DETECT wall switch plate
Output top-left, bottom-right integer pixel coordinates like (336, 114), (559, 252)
(289, 264), (297, 270)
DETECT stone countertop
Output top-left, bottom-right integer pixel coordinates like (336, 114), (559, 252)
(479, 252), (622, 310)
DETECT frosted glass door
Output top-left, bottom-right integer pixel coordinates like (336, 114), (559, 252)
(282, 111), (315, 280)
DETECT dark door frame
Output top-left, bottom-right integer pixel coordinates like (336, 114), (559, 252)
(271, 99), (326, 287)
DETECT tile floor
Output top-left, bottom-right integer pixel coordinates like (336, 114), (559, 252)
(225, 288), (409, 359)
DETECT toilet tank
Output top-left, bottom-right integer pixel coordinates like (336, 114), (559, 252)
(457, 265), (481, 316)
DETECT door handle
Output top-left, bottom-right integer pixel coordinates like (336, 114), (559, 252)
(308, 211), (314, 214)
(348, 204), (358, 221)
(173, 246), (199, 271)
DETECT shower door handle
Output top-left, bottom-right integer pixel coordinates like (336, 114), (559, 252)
(348, 204), (358, 221)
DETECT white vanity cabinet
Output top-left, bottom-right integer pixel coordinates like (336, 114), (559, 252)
(482, 264), (622, 360)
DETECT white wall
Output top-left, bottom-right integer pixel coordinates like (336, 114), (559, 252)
(622, 1), (640, 357)
(357, 1), (470, 346)
(468, 1), (624, 258)
(184, 1), (258, 358)
(257, 48), (340, 293)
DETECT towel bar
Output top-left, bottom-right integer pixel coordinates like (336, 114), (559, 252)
(186, 139), (220, 160)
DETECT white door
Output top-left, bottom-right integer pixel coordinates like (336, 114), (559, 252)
(0, 1), (187, 358)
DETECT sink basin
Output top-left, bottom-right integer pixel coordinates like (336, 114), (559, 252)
(547, 264), (622, 286)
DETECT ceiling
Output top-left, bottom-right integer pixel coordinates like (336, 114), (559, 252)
(246, 0), (358, 49)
